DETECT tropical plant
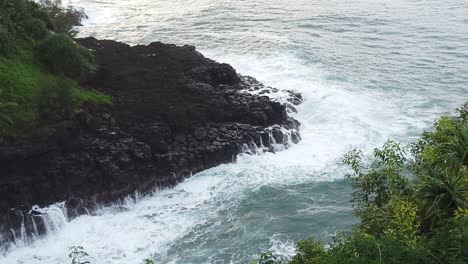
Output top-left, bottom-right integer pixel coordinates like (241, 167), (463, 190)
(0, 25), (12, 55)
(32, 8), (54, 30)
(254, 252), (285, 264)
(0, 0), (107, 137)
(428, 215), (468, 264)
(22, 18), (48, 40)
(289, 238), (325, 264)
(414, 164), (467, 225)
(37, 0), (87, 36)
(343, 140), (411, 237)
(344, 140), (408, 211)
(279, 103), (468, 263)
(411, 105), (468, 227)
(38, 34), (95, 81)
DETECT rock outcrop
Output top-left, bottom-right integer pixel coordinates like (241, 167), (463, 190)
(0, 38), (301, 250)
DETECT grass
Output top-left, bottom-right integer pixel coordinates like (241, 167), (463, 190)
(0, 48), (111, 137)
(73, 88), (112, 105)
(0, 0), (112, 137)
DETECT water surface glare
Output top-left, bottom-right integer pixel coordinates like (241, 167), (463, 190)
(2, 0), (468, 263)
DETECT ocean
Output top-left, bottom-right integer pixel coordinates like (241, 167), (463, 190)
(2, 0), (467, 263)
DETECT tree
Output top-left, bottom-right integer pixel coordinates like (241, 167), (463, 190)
(38, 0), (87, 36)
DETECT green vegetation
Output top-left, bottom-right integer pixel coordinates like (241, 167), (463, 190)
(22, 18), (48, 40)
(38, 34), (95, 81)
(257, 103), (468, 263)
(0, 0), (110, 137)
(256, 252), (285, 264)
(0, 26), (11, 56)
(37, 0), (88, 36)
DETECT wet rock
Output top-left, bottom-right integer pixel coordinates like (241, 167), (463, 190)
(151, 140), (169, 154)
(291, 131), (301, 144)
(0, 37), (302, 247)
(288, 91), (303, 105)
(272, 128), (284, 143)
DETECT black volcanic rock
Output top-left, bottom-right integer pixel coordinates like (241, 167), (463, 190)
(0, 37), (300, 249)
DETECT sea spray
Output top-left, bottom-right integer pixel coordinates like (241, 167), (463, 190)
(1, 0), (466, 262)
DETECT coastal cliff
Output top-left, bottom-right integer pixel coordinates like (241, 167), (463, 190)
(0, 38), (301, 249)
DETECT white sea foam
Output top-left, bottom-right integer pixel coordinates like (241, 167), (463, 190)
(0, 49), (423, 264)
(2, 0), (467, 262)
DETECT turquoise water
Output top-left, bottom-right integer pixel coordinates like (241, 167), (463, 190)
(2, 0), (467, 263)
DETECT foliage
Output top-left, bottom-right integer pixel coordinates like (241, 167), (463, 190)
(0, 0), (49, 39)
(73, 89), (112, 106)
(254, 252), (285, 264)
(343, 140), (408, 211)
(32, 8), (54, 30)
(428, 215), (468, 264)
(0, 25), (12, 55)
(0, 0), (108, 137)
(35, 76), (73, 122)
(0, 51), (105, 136)
(69, 246), (90, 264)
(289, 238), (325, 264)
(0, 54), (41, 135)
(0, 90), (17, 126)
(37, 0), (87, 36)
(290, 234), (431, 264)
(22, 18), (48, 40)
(258, 103), (468, 264)
(0, 0), (85, 38)
(383, 197), (421, 246)
(412, 106), (468, 226)
(342, 140), (415, 240)
(38, 34), (95, 81)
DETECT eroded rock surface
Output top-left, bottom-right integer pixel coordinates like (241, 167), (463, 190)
(0, 38), (301, 249)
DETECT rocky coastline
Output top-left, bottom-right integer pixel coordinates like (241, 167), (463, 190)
(0, 38), (301, 251)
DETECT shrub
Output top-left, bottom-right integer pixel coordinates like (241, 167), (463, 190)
(0, 25), (12, 55)
(38, 0), (87, 36)
(254, 252), (285, 264)
(343, 140), (409, 216)
(22, 18), (48, 40)
(285, 103), (468, 264)
(383, 198), (421, 246)
(38, 34), (95, 81)
(35, 76), (73, 122)
(412, 106), (468, 226)
(328, 235), (431, 264)
(429, 215), (468, 263)
(289, 238), (325, 264)
(51, 5), (87, 36)
(32, 9), (54, 30)
(288, 235), (431, 264)
(0, 0), (108, 137)
(0, 0), (36, 34)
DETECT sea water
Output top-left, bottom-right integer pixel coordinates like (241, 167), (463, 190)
(2, 0), (467, 263)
